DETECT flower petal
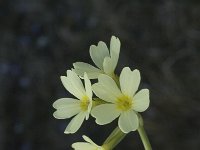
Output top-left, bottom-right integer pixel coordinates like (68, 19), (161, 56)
(61, 70), (85, 99)
(73, 62), (103, 79)
(118, 111), (139, 133)
(92, 74), (122, 103)
(53, 99), (81, 119)
(120, 67), (141, 97)
(133, 89), (150, 112)
(84, 73), (92, 100)
(85, 110), (90, 120)
(83, 73), (93, 119)
(110, 36), (120, 70)
(53, 98), (79, 109)
(82, 135), (98, 146)
(64, 112), (86, 134)
(72, 142), (97, 150)
(53, 105), (81, 119)
(67, 70), (86, 93)
(89, 41), (109, 69)
(91, 104), (120, 125)
(103, 56), (115, 75)
(98, 74), (121, 96)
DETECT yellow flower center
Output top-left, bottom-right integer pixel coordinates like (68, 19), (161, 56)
(80, 96), (90, 111)
(116, 95), (133, 111)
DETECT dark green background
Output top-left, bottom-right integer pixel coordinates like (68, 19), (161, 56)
(0, 0), (200, 149)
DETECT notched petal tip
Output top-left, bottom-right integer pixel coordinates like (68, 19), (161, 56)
(121, 67), (131, 72)
(66, 69), (73, 75)
(89, 45), (97, 51)
(73, 62), (82, 67)
(132, 69), (140, 74)
(98, 41), (106, 46)
(60, 75), (66, 80)
(110, 36), (121, 46)
(52, 112), (58, 118)
(111, 35), (119, 40)
(52, 102), (57, 109)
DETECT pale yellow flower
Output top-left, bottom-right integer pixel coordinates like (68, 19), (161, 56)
(73, 36), (120, 79)
(91, 67), (150, 133)
(53, 70), (92, 134)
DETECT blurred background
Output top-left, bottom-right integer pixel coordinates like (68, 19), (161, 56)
(0, 0), (200, 150)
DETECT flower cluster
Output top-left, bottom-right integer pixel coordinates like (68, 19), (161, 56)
(53, 36), (150, 150)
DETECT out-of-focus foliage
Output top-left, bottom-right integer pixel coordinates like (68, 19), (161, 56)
(0, 0), (200, 150)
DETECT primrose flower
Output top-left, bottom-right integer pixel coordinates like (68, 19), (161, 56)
(72, 135), (104, 150)
(73, 36), (120, 79)
(53, 70), (92, 134)
(91, 67), (150, 133)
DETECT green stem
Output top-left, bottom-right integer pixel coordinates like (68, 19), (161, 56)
(137, 116), (152, 150)
(102, 127), (126, 150)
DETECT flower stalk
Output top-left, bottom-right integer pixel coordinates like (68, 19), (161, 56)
(102, 127), (126, 150)
(137, 115), (152, 150)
